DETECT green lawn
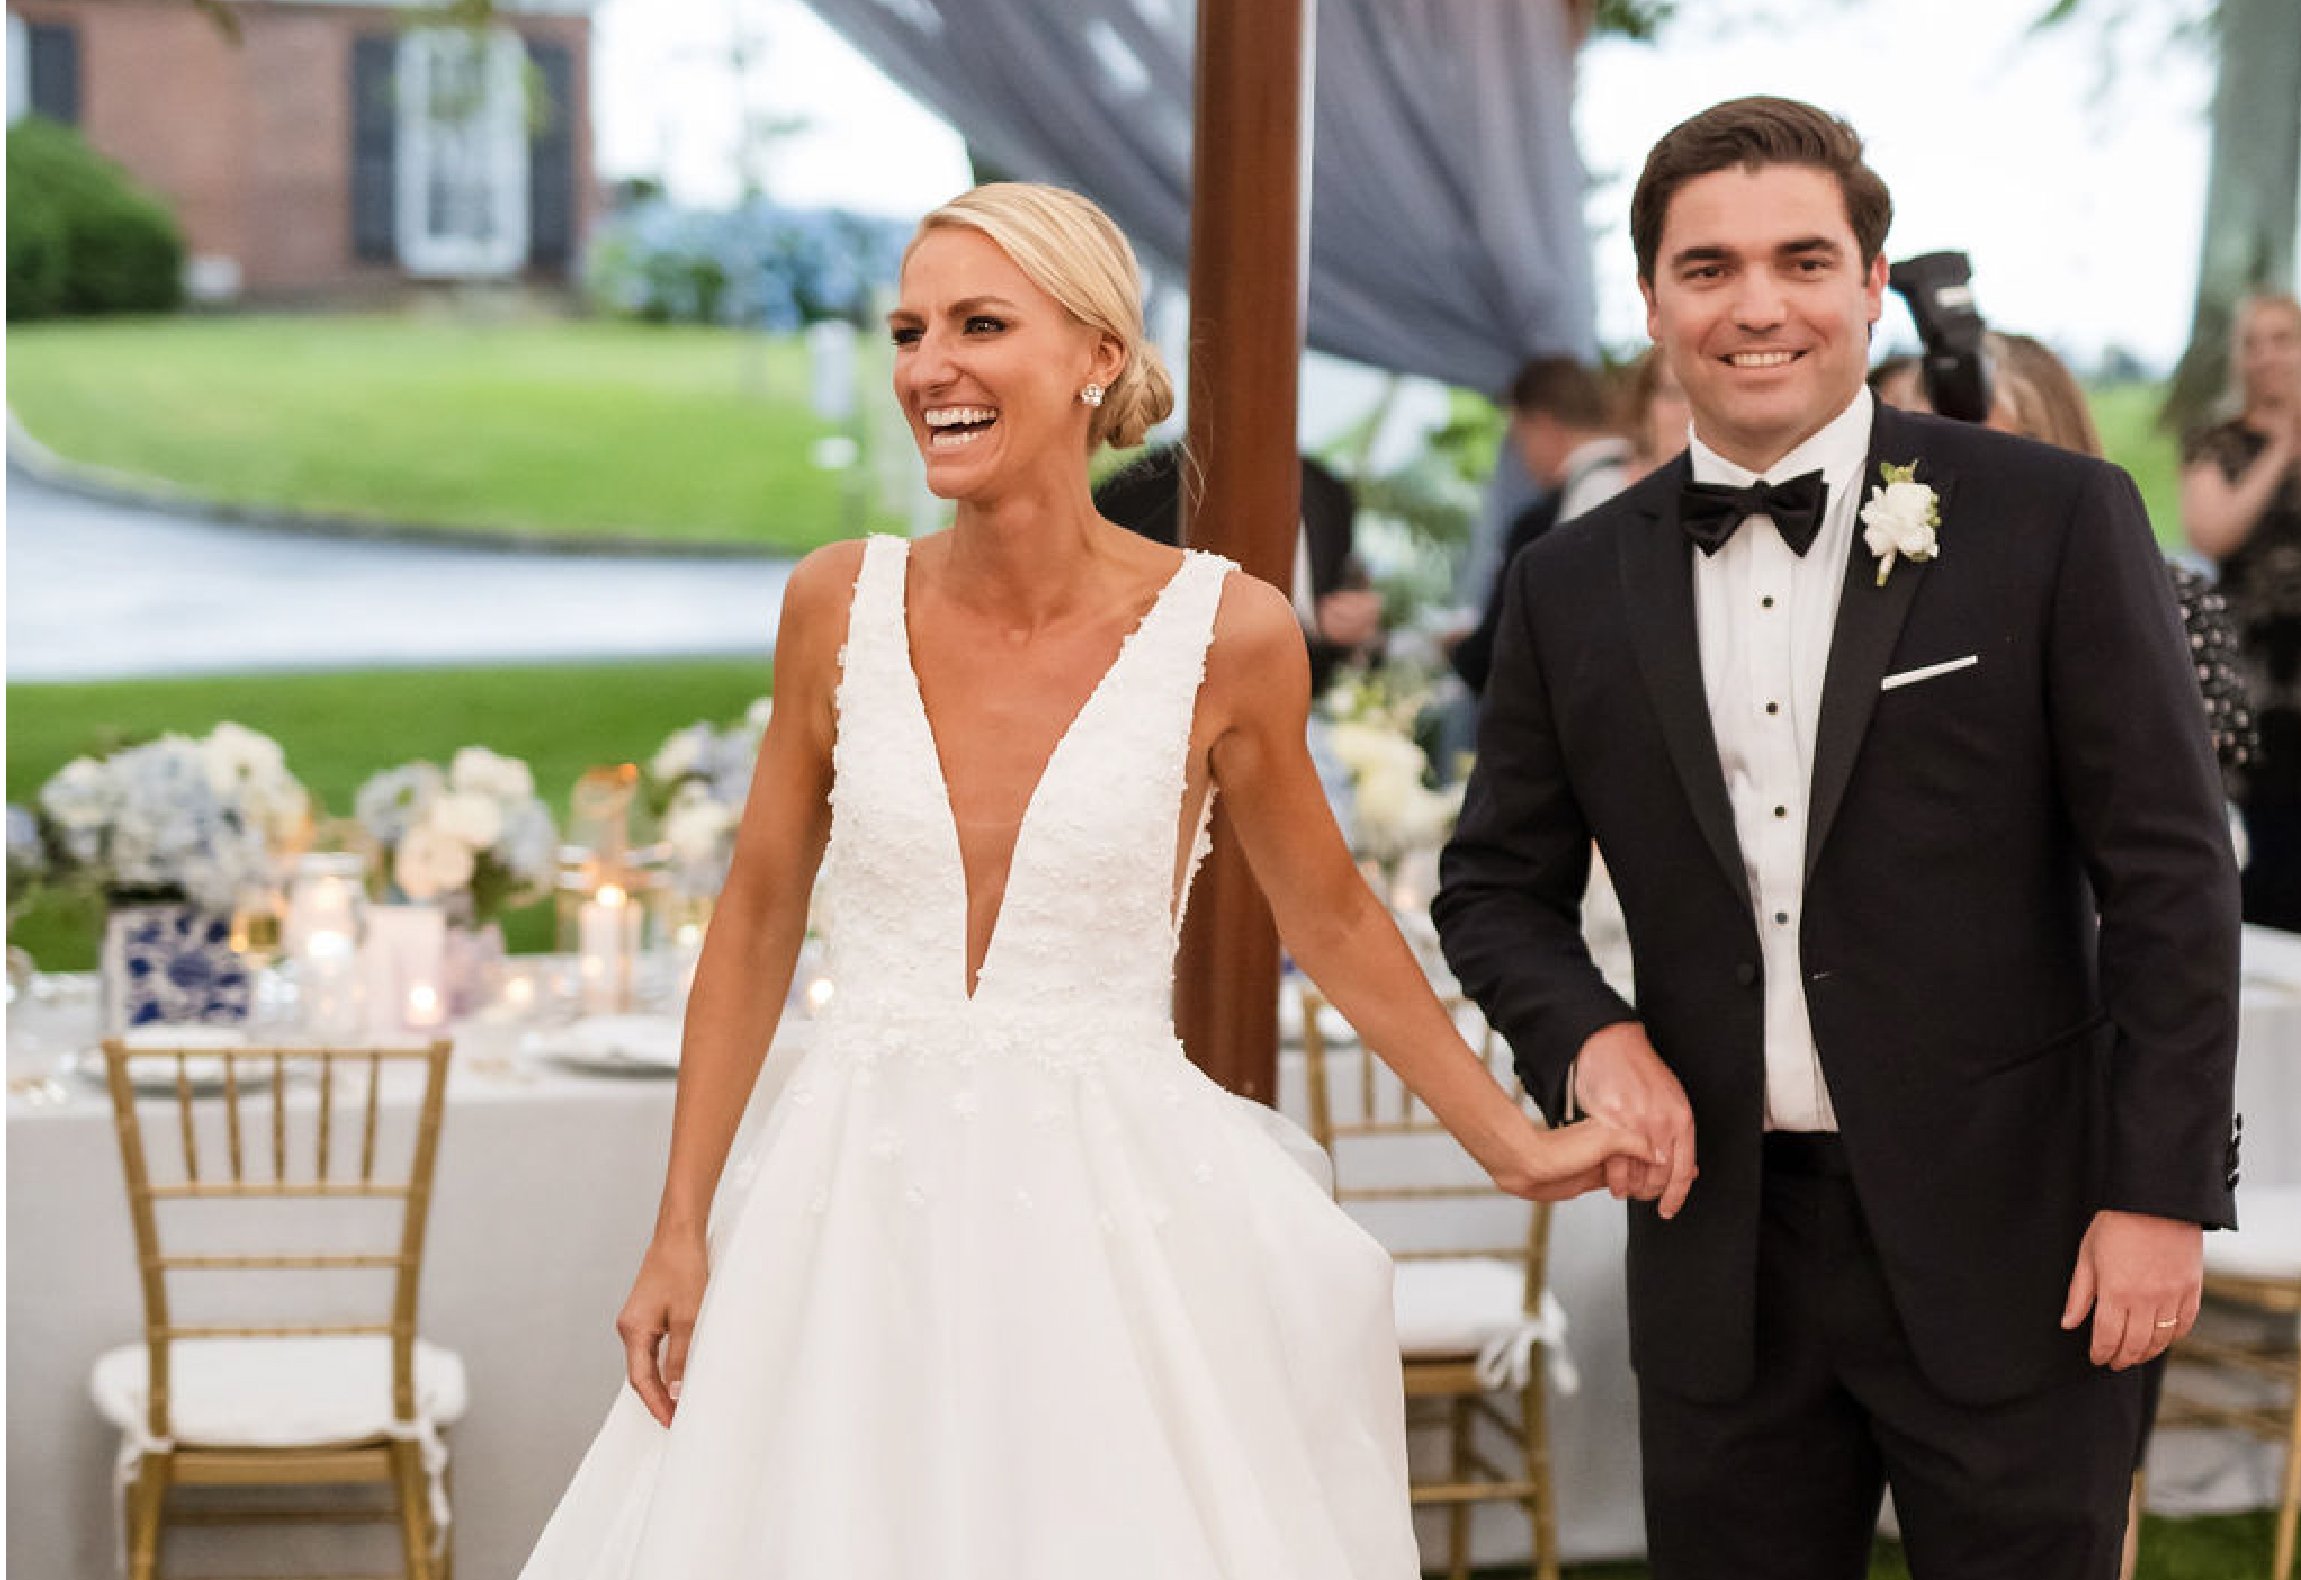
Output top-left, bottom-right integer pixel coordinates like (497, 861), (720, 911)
(6, 315), (904, 550)
(2091, 381), (2187, 554)
(8, 658), (773, 968)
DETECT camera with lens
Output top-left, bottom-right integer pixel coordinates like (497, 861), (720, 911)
(1887, 251), (1993, 423)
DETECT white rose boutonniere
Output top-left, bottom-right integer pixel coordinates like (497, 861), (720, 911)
(1859, 461), (1941, 586)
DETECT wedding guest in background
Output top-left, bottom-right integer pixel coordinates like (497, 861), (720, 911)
(1619, 345), (1695, 484)
(1449, 357), (1632, 694)
(1867, 352), (1928, 413)
(1983, 330), (2255, 788)
(1438, 95), (2240, 1580)
(2183, 292), (2301, 929)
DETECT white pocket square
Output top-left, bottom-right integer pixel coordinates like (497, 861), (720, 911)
(1880, 655), (1979, 692)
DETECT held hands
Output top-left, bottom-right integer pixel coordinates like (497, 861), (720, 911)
(1482, 1108), (1663, 1203)
(1571, 1022), (1698, 1220)
(2060, 1209), (2204, 1370)
(616, 1231), (709, 1427)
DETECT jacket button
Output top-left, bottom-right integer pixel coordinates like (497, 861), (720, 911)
(1734, 962), (1759, 987)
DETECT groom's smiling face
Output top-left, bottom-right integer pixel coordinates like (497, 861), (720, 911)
(1642, 162), (1887, 474)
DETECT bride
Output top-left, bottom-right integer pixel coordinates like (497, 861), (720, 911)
(518, 182), (1652, 1578)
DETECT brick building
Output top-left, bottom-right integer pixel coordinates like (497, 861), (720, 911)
(5, 0), (598, 301)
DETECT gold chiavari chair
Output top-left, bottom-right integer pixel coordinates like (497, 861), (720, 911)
(1299, 987), (1562, 1580)
(92, 1038), (464, 1580)
(2155, 1183), (2301, 1580)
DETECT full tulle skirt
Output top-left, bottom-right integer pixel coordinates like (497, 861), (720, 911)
(518, 1020), (1419, 1579)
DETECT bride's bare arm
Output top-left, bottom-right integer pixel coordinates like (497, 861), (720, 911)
(617, 540), (855, 1422)
(1202, 576), (1656, 1202)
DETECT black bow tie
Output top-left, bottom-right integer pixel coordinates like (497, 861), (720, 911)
(1679, 470), (1828, 557)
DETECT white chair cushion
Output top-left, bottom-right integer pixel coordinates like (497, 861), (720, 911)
(91, 1334), (467, 1447)
(1393, 1257), (1529, 1356)
(2207, 1184), (2301, 1282)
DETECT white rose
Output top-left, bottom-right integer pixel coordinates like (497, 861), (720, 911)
(40, 756), (118, 834)
(1352, 762), (1420, 851)
(394, 822), (476, 900)
(1330, 721), (1426, 782)
(430, 790), (505, 850)
(200, 722), (286, 797)
(448, 746), (534, 802)
(651, 729), (705, 785)
(663, 789), (736, 865)
(1860, 475), (1940, 583)
(1399, 781), (1466, 849)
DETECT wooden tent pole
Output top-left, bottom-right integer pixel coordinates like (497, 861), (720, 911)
(1174, 0), (1311, 1102)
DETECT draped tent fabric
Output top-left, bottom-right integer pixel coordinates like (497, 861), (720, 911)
(800, 0), (1597, 394)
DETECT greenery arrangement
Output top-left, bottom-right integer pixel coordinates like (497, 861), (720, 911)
(5, 115), (183, 320)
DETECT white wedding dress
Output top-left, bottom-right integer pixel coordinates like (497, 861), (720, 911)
(519, 536), (1419, 1578)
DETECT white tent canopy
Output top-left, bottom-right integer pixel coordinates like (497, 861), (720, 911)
(800, 0), (1597, 395)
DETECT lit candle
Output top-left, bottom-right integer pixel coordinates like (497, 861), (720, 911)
(301, 926), (364, 1039)
(406, 982), (444, 1029)
(577, 883), (639, 1013)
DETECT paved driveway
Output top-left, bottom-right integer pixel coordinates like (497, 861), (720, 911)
(5, 468), (799, 681)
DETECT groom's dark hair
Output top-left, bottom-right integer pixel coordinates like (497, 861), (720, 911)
(1630, 96), (1893, 283)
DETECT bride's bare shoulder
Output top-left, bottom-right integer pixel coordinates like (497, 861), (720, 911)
(1203, 568), (1310, 709)
(772, 539), (878, 681)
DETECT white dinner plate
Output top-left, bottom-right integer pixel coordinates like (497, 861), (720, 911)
(525, 1014), (684, 1077)
(78, 1029), (279, 1095)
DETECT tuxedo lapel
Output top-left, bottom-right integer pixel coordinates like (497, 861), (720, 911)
(1805, 404), (1956, 877)
(1618, 457), (1752, 911)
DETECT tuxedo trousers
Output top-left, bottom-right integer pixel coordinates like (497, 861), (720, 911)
(1637, 1135), (2155, 1580)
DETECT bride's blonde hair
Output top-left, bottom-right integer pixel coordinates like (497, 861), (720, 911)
(910, 183), (1175, 451)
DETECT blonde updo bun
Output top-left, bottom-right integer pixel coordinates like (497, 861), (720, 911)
(1096, 340), (1175, 450)
(912, 182), (1168, 453)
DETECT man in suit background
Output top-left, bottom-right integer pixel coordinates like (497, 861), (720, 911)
(1433, 96), (2240, 1580)
(1450, 357), (1633, 695)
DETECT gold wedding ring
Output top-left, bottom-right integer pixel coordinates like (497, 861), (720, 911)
(2152, 1318), (2179, 1328)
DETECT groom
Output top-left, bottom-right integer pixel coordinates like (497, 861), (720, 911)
(1434, 97), (2241, 1579)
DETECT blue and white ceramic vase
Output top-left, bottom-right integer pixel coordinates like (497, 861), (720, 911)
(99, 883), (251, 1036)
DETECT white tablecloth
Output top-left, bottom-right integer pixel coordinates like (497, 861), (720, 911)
(10, 931), (2300, 1577)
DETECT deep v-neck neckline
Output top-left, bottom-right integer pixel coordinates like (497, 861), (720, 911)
(895, 542), (1194, 1003)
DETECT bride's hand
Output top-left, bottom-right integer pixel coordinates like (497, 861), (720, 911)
(1484, 1115), (1675, 1206)
(616, 1232), (709, 1427)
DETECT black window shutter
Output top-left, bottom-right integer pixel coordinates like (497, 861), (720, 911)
(350, 36), (397, 264)
(526, 39), (574, 273)
(28, 23), (79, 126)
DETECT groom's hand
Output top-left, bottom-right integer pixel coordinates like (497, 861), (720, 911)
(1572, 1022), (1697, 1219)
(2059, 1210), (2204, 1370)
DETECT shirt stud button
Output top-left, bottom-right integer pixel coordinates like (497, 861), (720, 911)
(1773, 911), (1790, 925)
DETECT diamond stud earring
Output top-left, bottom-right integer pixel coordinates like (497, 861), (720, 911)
(1079, 383), (1106, 408)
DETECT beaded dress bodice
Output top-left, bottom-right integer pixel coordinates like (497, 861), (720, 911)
(815, 535), (1232, 1046)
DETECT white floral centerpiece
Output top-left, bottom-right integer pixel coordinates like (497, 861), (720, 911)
(1320, 665), (1464, 874)
(644, 698), (769, 894)
(33, 723), (313, 1027)
(354, 747), (557, 927)
(36, 723), (312, 908)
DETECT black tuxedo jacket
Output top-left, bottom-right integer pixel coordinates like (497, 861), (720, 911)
(1433, 404), (2242, 1407)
